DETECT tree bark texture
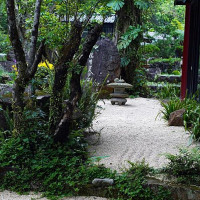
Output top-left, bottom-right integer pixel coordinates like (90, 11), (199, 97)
(7, 0), (43, 135)
(28, 0), (43, 67)
(53, 23), (103, 143)
(70, 23), (103, 104)
(116, 0), (142, 84)
(49, 21), (83, 135)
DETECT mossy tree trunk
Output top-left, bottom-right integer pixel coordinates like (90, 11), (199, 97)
(6, 0), (44, 135)
(52, 23), (103, 143)
(48, 21), (83, 135)
(115, 0), (142, 84)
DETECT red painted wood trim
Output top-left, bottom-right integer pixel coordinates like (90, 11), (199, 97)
(181, 3), (190, 99)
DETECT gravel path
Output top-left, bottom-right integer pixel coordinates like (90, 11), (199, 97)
(0, 97), (194, 199)
(0, 191), (107, 200)
(88, 98), (194, 171)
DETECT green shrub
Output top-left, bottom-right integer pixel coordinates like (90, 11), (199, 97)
(129, 67), (150, 97)
(160, 98), (183, 120)
(0, 128), (171, 200)
(156, 83), (180, 100)
(149, 58), (181, 65)
(183, 98), (200, 141)
(162, 147), (200, 185)
(139, 44), (160, 62)
(160, 97), (200, 141)
(113, 160), (171, 200)
(172, 70), (181, 75)
(0, 30), (11, 54)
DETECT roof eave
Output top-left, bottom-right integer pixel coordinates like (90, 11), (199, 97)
(174, 0), (188, 5)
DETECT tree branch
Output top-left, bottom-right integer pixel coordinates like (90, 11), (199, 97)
(56, 20), (83, 68)
(79, 23), (103, 66)
(28, 0), (43, 67)
(28, 40), (45, 79)
(70, 23), (103, 103)
(6, 0), (27, 74)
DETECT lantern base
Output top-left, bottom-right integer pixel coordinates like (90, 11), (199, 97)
(110, 98), (127, 106)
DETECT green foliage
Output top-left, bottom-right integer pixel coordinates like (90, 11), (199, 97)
(75, 79), (100, 130)
(183, 98), (200, 141)
(0, 1), (8, 32)
(156, 83), (180, 100)
(160, 98), (183, 121)
(149, 57), (181, 65)
(134, 0), (151, 10)
(113, 160), (171, 200)
(139, 44), (160, 61)
(172, 70), (181, 75)
(128, 67), (150, 97)
(160, 97), (200, 141)
(118, 25), (142, 50)
(0, 111), (171, 200)
(0, 30), (11, 53)
(162, 147), (200, 185)
(33, 64), (54, 93)
(107, 0), (124, 11)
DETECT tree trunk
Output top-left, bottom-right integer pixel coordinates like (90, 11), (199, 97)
(116, 0), (142, 84)
(49, 21), (83, 134)
(53, 23), (103, 143)
(7, 0), (44, 135)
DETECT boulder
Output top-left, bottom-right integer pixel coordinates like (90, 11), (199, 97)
(87, 38), (121, 84)
(168, 109), (185, 126)
(156, 75), (181, 83)
(146, 67), (161, 81)
(92, 178), (114, 187)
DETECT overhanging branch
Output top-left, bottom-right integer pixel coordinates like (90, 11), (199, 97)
(28, 0), (43, 67)
(6, 0), (27, 73)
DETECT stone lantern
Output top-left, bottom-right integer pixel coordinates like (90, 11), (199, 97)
(107, 78), (133, 105)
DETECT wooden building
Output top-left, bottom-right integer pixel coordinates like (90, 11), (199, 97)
(175, 0), (200, 100)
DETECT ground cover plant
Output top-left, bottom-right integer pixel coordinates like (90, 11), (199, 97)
(0, 121), (172, 200)
(162, 147), (200, 186)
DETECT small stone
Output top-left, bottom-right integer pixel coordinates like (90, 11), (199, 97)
(168, 109), (185, 126)
(92, 178), (114, 187)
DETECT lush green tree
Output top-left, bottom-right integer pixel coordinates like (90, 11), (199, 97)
(6, 0), (112, 141)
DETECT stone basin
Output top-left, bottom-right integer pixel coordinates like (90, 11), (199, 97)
(107, 78), (133, 106)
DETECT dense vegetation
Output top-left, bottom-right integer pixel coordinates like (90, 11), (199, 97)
(0, 0), (200, 199)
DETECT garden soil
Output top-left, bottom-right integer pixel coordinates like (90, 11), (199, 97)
(0, 98), (195, 200)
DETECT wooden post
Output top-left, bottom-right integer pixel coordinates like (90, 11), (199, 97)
(181, 3), (190, 100)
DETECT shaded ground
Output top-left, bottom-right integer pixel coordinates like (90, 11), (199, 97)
(87, 98), (194, 171)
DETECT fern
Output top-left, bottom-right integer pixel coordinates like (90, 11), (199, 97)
(134, 0), (150, 10)
(107, 0), (124, 11)
(117, 25), (141, 50)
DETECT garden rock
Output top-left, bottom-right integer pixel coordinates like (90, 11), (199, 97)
(168, 109), (185, 126)
(92, 178), (114, 187)
(156, 75), (181, 83)
(146, 67), (161, 81)
(150, 61), (181, 74)
(87, 38), (120, 84)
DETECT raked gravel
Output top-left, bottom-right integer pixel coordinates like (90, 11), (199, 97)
(1, 97), (196, 200)
(87, 97), (196, 171)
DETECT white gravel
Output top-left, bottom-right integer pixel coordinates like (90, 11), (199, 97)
(1, 97), (196, 199)
(0, 191), (107, 200)
(88, 98), (195, 171)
